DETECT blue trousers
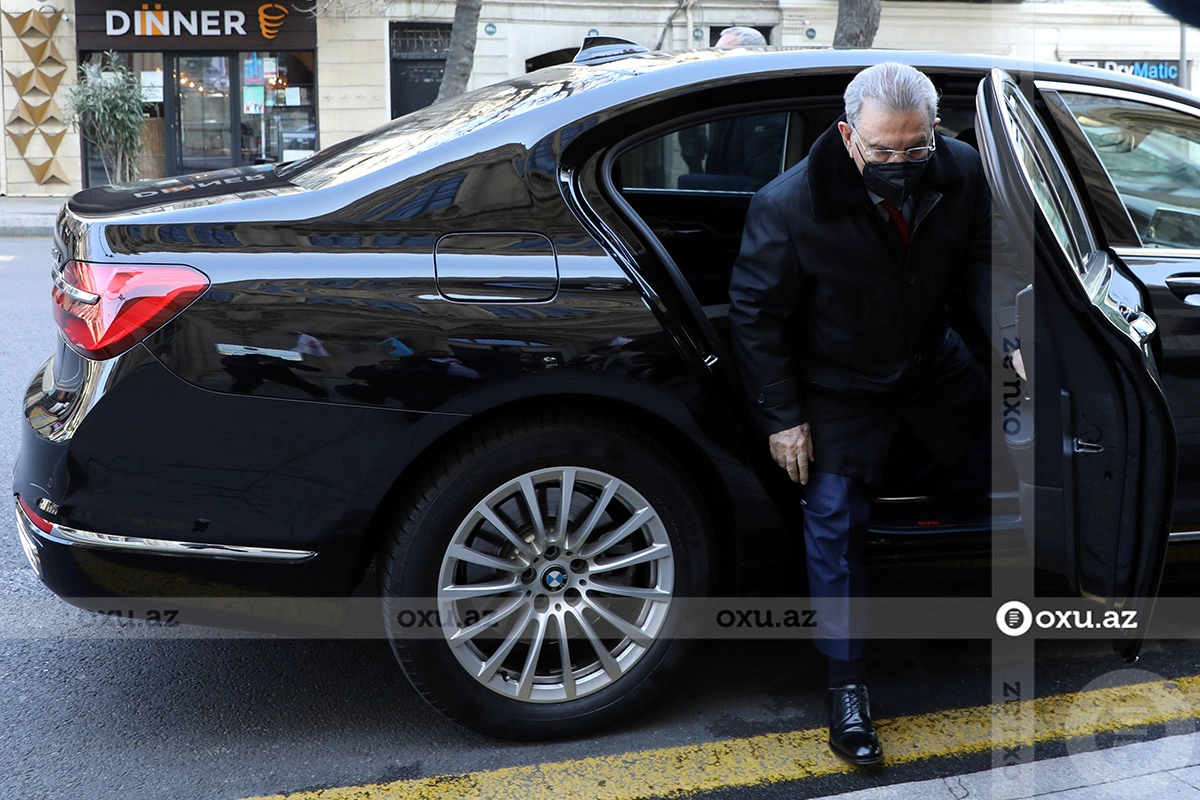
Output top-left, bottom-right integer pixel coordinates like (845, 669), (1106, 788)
(803, 472), (870, 663)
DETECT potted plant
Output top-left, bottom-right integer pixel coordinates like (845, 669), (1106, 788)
(65, 51), (150, 185)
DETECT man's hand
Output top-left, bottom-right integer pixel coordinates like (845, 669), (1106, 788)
(769, 423), (815, 485)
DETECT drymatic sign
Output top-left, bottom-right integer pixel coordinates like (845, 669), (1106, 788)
(76, 0), (315, 50)
(1071, 58), (1186, 86)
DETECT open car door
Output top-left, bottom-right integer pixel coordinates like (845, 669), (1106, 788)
(976, 68), (1177, 662)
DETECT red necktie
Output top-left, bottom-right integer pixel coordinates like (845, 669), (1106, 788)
(881, 199), (910, 248)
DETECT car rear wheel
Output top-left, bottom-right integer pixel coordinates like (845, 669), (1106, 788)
(380, 412), (711, 739)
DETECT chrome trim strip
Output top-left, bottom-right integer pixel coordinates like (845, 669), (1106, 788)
(1035, 81), (1200, 122)
(873, 491), (1021, 504)
(621, 187), (755, 197)
(50, 267), (99, 305)
(1169, 530), (1200, 542)
(1114, 246), (1200, 261)
(42, 522), (317, 563)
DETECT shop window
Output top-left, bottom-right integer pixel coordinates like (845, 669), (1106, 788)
(80, 51), (166, 185)
(239, 50), (317, 164)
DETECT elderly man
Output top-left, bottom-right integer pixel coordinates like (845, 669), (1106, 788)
(728, 62), (995, 765)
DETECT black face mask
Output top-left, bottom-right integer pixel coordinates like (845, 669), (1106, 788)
(861, 158), (929, 207)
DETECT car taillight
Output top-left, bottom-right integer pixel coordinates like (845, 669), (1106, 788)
(16, 495), (53, 534)
(52, 260), (209, 360)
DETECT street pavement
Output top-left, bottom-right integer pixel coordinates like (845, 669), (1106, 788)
(3, 226), (1200, 799)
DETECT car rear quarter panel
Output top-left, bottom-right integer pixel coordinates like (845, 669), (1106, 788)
(42, 119), (789, 595)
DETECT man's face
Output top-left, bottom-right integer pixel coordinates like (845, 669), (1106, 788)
(837, 102), (939, 175)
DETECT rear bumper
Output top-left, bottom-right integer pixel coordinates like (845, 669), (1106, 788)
(12, 341), (457, 605)
(12, 490), (342, 601)
(12, 495), (362, 634)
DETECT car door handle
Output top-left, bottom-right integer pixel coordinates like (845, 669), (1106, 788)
(1166, 275), (1200, 305)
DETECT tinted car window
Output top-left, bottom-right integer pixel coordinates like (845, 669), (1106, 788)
(1059, 92), (1200, 248)
(618, 112), (789, 193)
(278, 65), (621, 190)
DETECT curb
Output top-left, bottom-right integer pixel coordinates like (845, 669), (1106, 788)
(0, 216), (58, 238)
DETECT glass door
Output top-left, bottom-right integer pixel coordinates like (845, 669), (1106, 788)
(177, 54), (234, 172)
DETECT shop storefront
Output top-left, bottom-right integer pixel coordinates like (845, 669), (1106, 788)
(75, 0), (317, 186)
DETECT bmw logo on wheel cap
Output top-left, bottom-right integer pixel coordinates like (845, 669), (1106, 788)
(543, 567), (567, 591)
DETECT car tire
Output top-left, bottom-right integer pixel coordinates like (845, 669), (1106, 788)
(379, 411), (712, 739)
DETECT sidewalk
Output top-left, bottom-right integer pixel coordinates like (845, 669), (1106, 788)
(811, 731), (1200, 799)
(0, 195), (67, 238)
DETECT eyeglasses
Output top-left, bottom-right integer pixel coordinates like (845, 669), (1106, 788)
(851, 127), (937, 163)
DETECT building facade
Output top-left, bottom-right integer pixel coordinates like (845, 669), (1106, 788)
(0, 0), (1193, 196)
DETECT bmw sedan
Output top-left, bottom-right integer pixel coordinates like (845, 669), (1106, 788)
(13, 39), (1188, 737)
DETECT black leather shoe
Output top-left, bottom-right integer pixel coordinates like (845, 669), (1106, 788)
(828, 683), (883, 765)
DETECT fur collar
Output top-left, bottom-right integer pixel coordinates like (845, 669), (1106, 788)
(806, 119), (965, 220)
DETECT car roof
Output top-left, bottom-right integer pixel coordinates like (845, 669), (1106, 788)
(581, 46), (1199, 104)
(282, 47), (1199, 191)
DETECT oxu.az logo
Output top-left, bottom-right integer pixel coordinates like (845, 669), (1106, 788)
(996, 600), (1138, 636)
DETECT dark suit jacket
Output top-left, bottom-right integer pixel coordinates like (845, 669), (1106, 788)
(728, 120), (1001, 481)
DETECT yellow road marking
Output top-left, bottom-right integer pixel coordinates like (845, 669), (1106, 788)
(242, 674), (1200, 800)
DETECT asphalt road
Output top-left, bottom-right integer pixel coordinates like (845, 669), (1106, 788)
(4, 236), (1200, 800)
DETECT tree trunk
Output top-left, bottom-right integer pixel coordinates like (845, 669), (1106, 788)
(437, 0), (483, 102)
(833, 0), (881, 48)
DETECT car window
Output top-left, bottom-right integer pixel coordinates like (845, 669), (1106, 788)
(617, 111), (790, 193)
(1058, 92), (1200, 249)
(277, 64), (620, 190)
(1001, 82), (1095, 273)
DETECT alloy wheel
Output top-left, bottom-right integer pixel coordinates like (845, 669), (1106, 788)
(436, 466), (675, 703)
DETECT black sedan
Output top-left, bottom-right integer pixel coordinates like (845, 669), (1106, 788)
(13, 40), (1188, 738)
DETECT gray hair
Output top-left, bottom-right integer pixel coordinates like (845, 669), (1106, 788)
(717, 26), (767, 46)
(843, 61), (939, 129)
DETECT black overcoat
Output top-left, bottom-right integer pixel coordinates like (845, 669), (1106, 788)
(728, 120), (996, 485)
